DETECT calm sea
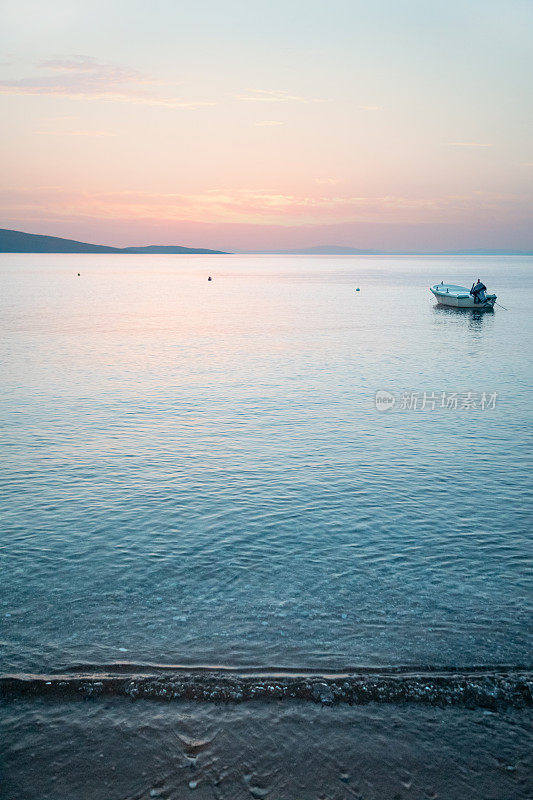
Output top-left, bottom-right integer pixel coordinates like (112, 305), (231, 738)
(1, 254), (532, 799)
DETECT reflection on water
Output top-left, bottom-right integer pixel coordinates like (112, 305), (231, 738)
(467, 309), (493, 331)
(432, 301), (493, 320)
(431, 302), (496, 343)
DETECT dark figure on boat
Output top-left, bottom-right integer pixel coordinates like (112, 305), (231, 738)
(470, 278), (487, 304)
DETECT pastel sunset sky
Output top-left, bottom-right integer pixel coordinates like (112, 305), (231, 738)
(1, 0), (532, 250)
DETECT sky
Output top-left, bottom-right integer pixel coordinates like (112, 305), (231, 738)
(1, 0), (532, 251)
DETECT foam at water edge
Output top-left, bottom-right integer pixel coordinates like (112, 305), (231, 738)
(1, 667), (531, 708)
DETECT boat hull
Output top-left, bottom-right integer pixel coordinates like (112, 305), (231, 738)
(430, 285), (496, 309)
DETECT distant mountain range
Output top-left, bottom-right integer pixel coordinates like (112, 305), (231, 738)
(255, 246), (383, 255)
(0, 228), (227, 255)
(253, 245), (533, 255)
(1, 228), (531, 256)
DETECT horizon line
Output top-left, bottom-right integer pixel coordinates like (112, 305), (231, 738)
(1, 227), (532, 257)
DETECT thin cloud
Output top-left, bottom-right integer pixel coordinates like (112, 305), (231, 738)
(447, 142), (492, 147)
(0, 55), (215, 108)
(358, 105), (382, 111)
(1, 186), (518, 228)
(254, 120), (284, 126)
(236, 89), (322, 103)
(36, 130), (117, 137)
(40, 56), (124, 73)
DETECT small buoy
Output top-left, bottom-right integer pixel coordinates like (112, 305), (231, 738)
(208, 276), (212, 281)
(356, 287), (360, 291)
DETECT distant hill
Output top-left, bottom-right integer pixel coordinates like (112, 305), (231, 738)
(0, 228), (228, 255)
(255, 246), (383, 255)
(254, 245), (533, 255)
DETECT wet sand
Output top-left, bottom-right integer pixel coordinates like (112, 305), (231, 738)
(1, 699), (531, 799)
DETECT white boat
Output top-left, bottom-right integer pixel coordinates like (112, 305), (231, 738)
(430, 282), (496, 309)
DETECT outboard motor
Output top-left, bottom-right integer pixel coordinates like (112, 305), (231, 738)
(470, 280), (487, 304)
